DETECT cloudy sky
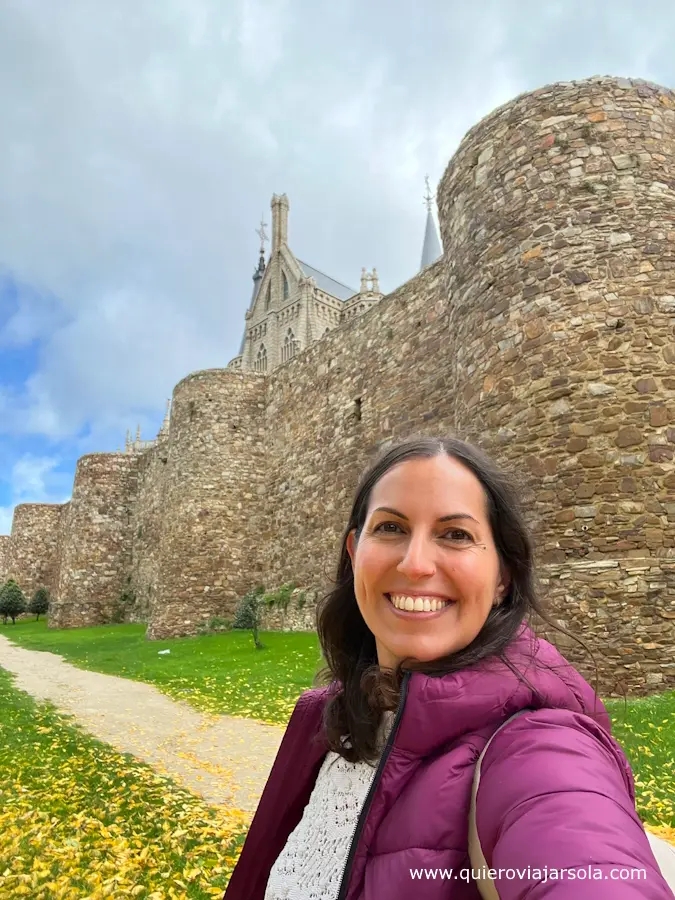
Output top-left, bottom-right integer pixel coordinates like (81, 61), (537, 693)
(0, 0), (671, 533)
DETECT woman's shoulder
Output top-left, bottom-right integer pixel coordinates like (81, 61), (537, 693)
(286, 683), (335, 726)
(480, 705), (635, 800)
(296, 683), (335, 709)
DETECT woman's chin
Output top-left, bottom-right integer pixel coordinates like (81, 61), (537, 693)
(389, 640), (454, 665)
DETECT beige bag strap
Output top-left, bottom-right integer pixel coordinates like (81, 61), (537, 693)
(468, 710), (532, 900)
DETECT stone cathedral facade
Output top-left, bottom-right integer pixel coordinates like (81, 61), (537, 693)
(2, 75), (675, 697)
(226, 193), (387, 377)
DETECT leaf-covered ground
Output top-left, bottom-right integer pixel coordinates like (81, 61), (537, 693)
(0, 666), (249, 898)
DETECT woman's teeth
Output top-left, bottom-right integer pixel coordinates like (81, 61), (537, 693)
(388, 594), (451, 613)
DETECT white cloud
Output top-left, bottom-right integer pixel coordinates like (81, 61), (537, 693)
(12, 455), (62, 499)
(0, 453), (71, 534)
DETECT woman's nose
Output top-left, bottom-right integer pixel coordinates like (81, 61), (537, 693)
(396, 537), (437, 576)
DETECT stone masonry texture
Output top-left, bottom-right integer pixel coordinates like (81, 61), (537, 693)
(5, 504), (62, 601)
(4, 76), (675, 696)
(0, 535), (11, 583)
(50, 454), (140, 627)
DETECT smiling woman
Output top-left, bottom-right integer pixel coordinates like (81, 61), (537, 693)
(346, 455), (511, 672)
(225, 435), (674, 900)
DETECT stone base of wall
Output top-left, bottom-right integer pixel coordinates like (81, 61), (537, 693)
(536, 557), (675, 697)
(258, 588), (320, 632)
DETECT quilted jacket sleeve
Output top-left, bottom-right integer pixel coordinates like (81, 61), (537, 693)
(475, 708), (673, 899)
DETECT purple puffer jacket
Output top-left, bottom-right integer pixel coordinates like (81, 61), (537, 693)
(224, 622), (672, 899)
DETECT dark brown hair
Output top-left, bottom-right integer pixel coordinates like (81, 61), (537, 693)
(313, 435), (595, 763)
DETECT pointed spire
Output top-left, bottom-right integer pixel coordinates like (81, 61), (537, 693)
(159, 399), (171, 435)
(420, 175), (442, 270)
(136, 424), (141, 443)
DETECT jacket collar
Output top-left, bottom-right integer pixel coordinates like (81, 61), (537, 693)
(308, 622), (608, 759)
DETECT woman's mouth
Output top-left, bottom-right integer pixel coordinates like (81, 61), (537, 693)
(385, 593), (455, 618)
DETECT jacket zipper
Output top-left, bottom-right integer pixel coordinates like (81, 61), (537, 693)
(335, 670), (411, 900)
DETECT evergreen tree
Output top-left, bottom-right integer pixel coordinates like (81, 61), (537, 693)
(0, 580), (27, 625)
(30, 587), (50, 621)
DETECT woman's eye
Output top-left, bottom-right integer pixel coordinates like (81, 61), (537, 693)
(374, 522), (472, 542)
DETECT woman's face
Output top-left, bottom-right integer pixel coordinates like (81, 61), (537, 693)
(346, 454), (510, 670)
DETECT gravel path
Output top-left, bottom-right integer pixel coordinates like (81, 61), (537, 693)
(0, 634), (284, 817)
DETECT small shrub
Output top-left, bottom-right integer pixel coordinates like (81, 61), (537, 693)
(30, 587), (50, 621)
(232, 586), (266, 649)
(262, 582), (297, 611)
(0, 580), (27, 625)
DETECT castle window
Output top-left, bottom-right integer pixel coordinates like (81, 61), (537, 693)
(282, 271), (289, 301)
(283, 328), (297, 363)
(256, 343), (267, 373)
(266, 283), (271, 311)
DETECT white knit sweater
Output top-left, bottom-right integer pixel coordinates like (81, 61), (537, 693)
(264, 711), (395, 900)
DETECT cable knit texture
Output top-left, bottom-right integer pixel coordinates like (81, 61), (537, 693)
(264, 712), (395, 900)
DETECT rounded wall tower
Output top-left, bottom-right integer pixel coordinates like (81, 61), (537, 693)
(6, 503), (63, 599)
(148, 369), (267, 640)
(438, 76), (675, 693)
(51, 453), (140, 628)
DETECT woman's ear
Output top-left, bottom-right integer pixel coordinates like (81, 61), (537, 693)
(346, 529), (356, 567)
(495, 567), (512, 605)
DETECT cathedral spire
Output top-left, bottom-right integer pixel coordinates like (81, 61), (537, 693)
(420, 175), (442, 270)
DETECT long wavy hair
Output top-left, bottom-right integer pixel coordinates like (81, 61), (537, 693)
(313, 435), (595, 764)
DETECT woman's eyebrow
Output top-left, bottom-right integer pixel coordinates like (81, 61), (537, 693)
(372, 506), (479, 524)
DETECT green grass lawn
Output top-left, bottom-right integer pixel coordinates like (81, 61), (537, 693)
(0, 618), (325, 724)
(0, 666), (248, 899)
(2, 618), (673, 830)
(605, 693), (675, 830)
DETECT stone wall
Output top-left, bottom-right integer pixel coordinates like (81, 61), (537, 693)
(6, 504), (63, 599)
(50, 454), (140, 628)
(146, 369), (268, 639)
(539, 559), (675, 693)
(258, 588), (322, 632)
(436, 74), (675, 693)
(130, 434), (169, 623)
(0, 535), (10, 583)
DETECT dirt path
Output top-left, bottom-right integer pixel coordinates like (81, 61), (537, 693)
(0, 634), (284, 817)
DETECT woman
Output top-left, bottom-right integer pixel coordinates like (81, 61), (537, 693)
(224, 436), (673, 899)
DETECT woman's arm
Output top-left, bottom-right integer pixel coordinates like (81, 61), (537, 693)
(475, 707), (673, 899)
